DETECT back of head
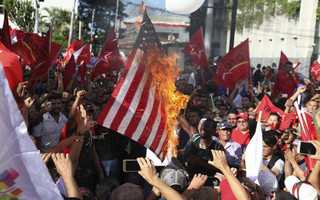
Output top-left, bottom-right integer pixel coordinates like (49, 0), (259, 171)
(79, 187), (95, 200)
(274, 190), (298, 200)
(109, 183), (145, 200)
(96, 178), (120, 200)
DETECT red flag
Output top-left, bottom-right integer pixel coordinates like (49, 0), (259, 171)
(1, 10), (12, 50)
(90, 27), (124, 81)
(278, 51), (289, 72)
(310, 57), (320, 81)
(74, 43), (91, 65)
(215, 39), (250, 90)
(63, 55), (76, 88)
(12, 30), (62, 68)
(78, 62), (87, 86)
(97, 11), (170, 160)
(28, 28), (62, 85)
(182, 28), (208, 68)
(255, 95), (293, 131)
(63, 40), (82, 62)
(0, 41), (23, 90)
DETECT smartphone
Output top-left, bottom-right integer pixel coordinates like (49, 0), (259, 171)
(123, 159), (140, 172)
(282, 94), (288, 98)
(297, 141), (316, 155)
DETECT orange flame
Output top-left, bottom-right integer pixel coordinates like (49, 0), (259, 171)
(143, 48), (189, 158)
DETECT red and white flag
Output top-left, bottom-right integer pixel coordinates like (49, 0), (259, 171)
(310, 57), (320, 81)
(63, 40), (82, 63)
(73, 43), (91, 65)
(182, 28), (208, 68)
(90, 27), (124, 81)
(97, 11), (169, 160)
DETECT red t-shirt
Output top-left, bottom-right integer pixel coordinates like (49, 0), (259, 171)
(231, 128), (251, 147)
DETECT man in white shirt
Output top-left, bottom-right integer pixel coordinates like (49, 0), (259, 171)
(33, 95), (67, 152)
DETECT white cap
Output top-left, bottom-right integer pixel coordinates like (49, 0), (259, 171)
(284, 176), (318, 200)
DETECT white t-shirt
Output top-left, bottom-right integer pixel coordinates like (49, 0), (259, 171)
(263, 158), (284, 179)
(33, 112), (67, 152)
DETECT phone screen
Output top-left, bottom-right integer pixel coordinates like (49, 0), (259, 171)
(299, 142), (316, 155)
(123, 159), (140, 172)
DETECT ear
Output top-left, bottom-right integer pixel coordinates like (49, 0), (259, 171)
(272, 145), (277, 151)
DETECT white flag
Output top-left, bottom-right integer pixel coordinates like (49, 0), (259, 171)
(245, 120), (263, 181)
(0, 63), (63, 199)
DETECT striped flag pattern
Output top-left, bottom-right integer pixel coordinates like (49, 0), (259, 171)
(97, 11), (168, 160)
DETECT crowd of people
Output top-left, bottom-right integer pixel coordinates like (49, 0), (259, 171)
(15, 52), (320, 200)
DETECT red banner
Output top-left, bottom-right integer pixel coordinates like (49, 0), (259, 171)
(1, 10), (12, 51)
(255, 95), (293, 130)
(74, 43), (91, 65)
(215, 39), (250, 90)
(0, 41), (23, 90)
(63, 55), (76, 88)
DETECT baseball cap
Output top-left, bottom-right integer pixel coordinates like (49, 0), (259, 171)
(219, 121), (233, 130)
(284, 176), (318, 200)
(236, 113), (248, 120)
(255, 170), (278, 196)
(160, 166), (188, 192)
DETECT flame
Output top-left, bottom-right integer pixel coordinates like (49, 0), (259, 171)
(143, 48), (189, 158)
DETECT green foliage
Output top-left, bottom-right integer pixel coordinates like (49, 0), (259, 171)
(226, 0), (301, 31)
(41, 7), (72, 48)
(3, 0), (35, 32)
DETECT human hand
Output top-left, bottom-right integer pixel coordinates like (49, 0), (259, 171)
(235, 81), (243, 90)
(41, 153), (52, 164)
(76, 90), (87, 100)
(214, 173), (225, 182)
(208, 150), (228, 170)
(310, 140), (320, 160)
(52, 153), (73, 177)
(16, 81), (28, 98)
(297, 85), (306, 94)
(23, 97), (34, 111)
(137, 157), (157, 185)
(187, 173), (208, 190)
(284, 149), (296, 163)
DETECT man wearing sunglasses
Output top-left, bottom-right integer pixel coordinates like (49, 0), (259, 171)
(231, 113), (251, 148)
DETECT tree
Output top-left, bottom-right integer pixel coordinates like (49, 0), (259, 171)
(79, 0), (128, 54)
(3, 0), (35, 32)
(40, 7), (72, 48)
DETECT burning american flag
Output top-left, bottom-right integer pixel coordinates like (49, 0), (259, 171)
(97, 10), (188, 160)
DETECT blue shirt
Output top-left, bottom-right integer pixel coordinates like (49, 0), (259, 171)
(223, 140), (242, 167)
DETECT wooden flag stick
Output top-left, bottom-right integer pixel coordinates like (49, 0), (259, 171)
(258, 111), (263, 123)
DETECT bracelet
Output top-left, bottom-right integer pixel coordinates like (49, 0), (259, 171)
(73, 139), (84, 143)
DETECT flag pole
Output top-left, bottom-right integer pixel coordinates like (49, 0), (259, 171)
(258, 111), (262, 123)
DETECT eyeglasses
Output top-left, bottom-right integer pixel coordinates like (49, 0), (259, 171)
(237, 120), (247, 123)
